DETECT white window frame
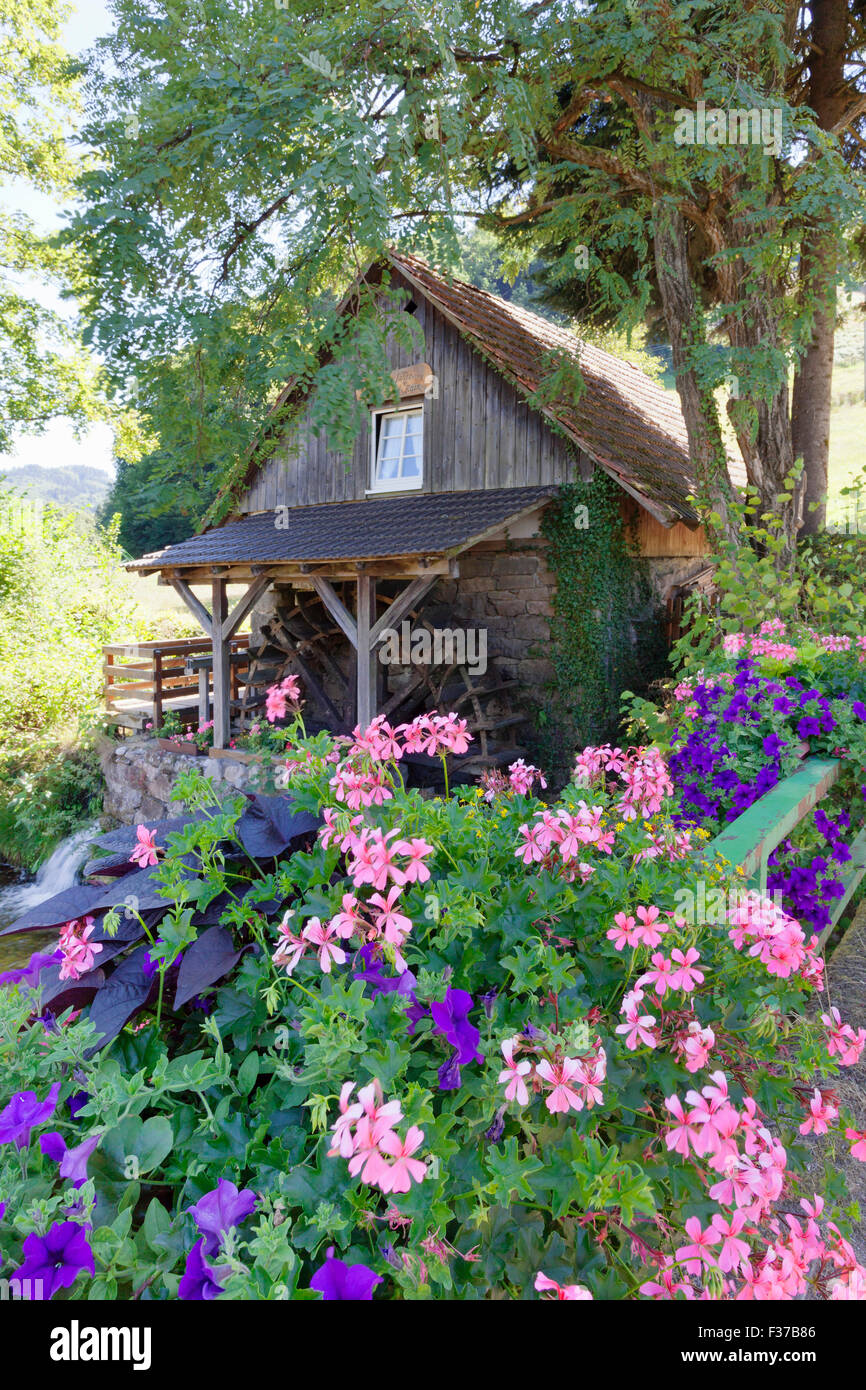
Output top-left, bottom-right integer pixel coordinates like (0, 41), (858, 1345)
(368, 404), (424, 494)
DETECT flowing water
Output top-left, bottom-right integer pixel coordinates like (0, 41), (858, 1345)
(0, 822), (99, 973)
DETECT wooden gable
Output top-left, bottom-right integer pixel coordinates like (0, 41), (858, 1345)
(238, 269), (583, 515)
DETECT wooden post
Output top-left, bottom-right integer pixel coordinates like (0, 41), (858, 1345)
(104, 650), (114, 724)
(356, 575), (377, 731)
(211, 579), (230, 748)
(153, 649), (163, 729)
(198, 665), (209, 725)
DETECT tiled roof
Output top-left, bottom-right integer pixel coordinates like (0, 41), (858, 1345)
(129, 486), (557, 572)
(387, 250), (746, 524)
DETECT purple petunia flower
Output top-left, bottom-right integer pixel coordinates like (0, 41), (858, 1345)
(188, 1178), (258, 1257)
(0, 948), (62, 991)
(178, 1237), (229, 1300)
(310, 1247), (382, 1301)
(852, 701), (866, 721)
(429, 988), (484, 1067)
(67, 1091), (90, 1121)
(437, 1052), (463, 1091)
(485, 1109), (506, 1143)
(14, 1220), (94, 1299)
(353, 944), (417, 1000)
(0, 1082), (61, 1150)
(39, 1131), (101, 1188)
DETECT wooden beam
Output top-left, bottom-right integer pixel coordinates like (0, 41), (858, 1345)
(370, 574), (438, 646)
(311, 576), (358, 648)
(169, 577), (213, 638)
(222, 573), (271, 641)
(211, 579), (230, 748)
(356, 575), (377, 731)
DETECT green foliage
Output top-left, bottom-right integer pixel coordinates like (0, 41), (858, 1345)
(0, 0), (107, 448)
(0, 493), (156, 866)
(0, 728), (857, 1300)
(537, 475), (664, 781)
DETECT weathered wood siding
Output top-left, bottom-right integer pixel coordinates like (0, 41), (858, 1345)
(238, 271), (580, 514)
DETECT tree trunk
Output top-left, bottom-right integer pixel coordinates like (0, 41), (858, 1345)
(790, 0), (848, 535)
(651, 203), (737, 548)
(791, 229), (836, 533)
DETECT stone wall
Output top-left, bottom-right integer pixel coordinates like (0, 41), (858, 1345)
(100, 737), (269, 823)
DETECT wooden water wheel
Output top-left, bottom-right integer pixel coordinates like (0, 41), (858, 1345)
(238, 584), (529, 777)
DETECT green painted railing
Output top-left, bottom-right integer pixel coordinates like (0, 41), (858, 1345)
(706, 757), (866, 947)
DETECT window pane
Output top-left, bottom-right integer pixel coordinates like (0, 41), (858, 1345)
(374, 410), (422, 488)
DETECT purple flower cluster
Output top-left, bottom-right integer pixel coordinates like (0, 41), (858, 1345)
(352, 948), (483, 1091)
(670, 659), (840, 828)
(767, 808), (851, 937)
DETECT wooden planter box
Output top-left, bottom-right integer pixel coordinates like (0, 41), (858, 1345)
(155, 738), (201, 756)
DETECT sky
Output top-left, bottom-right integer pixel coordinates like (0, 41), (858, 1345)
(4, 0), (117, 476)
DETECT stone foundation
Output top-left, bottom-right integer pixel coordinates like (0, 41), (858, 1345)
(99, 737), (270, 823)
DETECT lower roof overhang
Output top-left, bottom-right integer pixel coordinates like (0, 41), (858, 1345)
(127, 486), (560, 582)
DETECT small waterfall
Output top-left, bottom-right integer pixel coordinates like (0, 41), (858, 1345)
(0, 821), (99, 928)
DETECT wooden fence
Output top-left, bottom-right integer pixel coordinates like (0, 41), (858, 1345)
(708, 756), (866, 948)
(103, 636), (250, 734)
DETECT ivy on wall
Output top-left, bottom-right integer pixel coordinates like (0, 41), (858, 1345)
(534, 473), (666, 782)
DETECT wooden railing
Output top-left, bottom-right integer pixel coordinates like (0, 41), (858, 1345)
(104, 636), (250, 733)
(707, 757), (866, 947)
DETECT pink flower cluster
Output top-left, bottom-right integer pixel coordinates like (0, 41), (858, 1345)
(726, 892), (826, 985)
(58, 916), (103, 981)
(498, 1032), (607, 1115)
(398, 712), (471, 757)
(571, 744), (673, 821)
(651, 1073), (866, 1298)
(821, 1006), (866, 1066)
(274, 825), (434, 975)
(514, 801), (613, 875)
(507, 759), (548, 796)
(328, 1079), (427, 1194)
(265, 674), (302, 723)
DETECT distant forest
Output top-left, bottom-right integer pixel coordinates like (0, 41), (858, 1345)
(0, 464), (111, 513)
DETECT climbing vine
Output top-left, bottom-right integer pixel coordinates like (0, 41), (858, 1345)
(535, 474), (665, 782)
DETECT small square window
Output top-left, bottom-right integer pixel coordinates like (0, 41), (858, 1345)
(370, 408), (423, 492)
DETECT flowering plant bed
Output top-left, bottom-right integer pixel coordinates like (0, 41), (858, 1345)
(1, 700), (865, 1301)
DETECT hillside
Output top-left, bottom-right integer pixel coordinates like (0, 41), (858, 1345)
(0, 463), (112, 513)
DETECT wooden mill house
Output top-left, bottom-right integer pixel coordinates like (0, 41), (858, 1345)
(116, 251), (738, 773)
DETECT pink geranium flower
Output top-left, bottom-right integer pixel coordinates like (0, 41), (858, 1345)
(378, 1125), (427, 1193)
(846, 1128), (866, 1162)
(302, 918), (346, 974)
(534, 1271), (592, 1300)
(498, 1036), (532, 1105)
(536, 1057), (585, 1114)
(130, 824), (159, 868)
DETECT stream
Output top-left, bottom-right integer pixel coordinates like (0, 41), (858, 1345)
(0, 823), (98, 973)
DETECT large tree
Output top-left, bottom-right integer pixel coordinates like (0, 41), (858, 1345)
(0, 0), (105, 450)
(72, 0), (864, 560)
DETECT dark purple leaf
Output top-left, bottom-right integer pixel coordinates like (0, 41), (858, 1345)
(40, 967), (106, 1013)
(174, 927), (244, 1008)
(83, 852), (141, 881)
(236, 795), (320, 858)
(90, 813), (210, 855)
(91, 861), (198, 913)
(84, 947), (158, 1056)
(0, 883), (106, 936)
